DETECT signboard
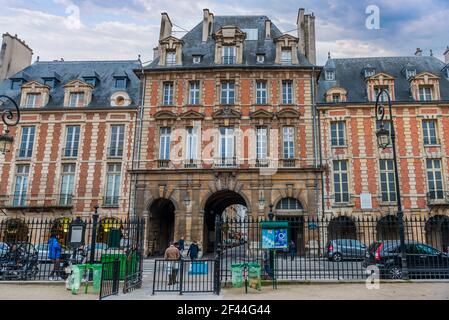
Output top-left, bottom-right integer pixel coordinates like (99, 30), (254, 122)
(360, 193), (372, 209)
(260, 221), (289, 249)
(67, 218), (86, 248)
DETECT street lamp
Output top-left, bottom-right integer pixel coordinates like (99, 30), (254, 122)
(268, 203), (274, 221)
(375, 89), (408, 279)
(0, 95), (20, 154)
(183, 191), (191, 208)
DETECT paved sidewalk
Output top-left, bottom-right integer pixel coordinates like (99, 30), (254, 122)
(0, 283), (98, 300)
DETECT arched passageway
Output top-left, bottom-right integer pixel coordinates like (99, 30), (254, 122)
(327, 216), (357, 240)
(377, 215), (400, 241)
(426, 215), (449, 252)
(275, 197), (305, 255)
(149, 198), (175, 256)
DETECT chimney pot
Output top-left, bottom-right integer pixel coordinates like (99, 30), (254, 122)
(415, 48), (423, 56)
(265, 19), (271, 39)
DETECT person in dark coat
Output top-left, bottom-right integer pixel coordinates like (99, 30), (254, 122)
(289, 240), (296, 261)
(178, 236), (185, 256)
(187, 240), (199, 261)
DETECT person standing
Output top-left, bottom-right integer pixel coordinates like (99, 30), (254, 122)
(48, 234), (62, 280)
(289, 240), (296, 261)
(164, 242), (180, 285)
(187, 240), (199, 261)
(178, 236), (185, 256)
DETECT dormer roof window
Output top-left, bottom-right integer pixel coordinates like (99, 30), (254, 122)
(281, 48), (292, 65)
(364, 68), (376, 78)
(242, 28), (258, 41)
(406, 69), (417, 79)
(325, 70), (335, 81)
(43, 79), (55, 89)
(222, 45), (236, 64)
(256, 54), (265, 63)
(11, 79), (23, 90)
(114, 78), (127, 89)
(193, 55), (201, 64)
(84, 77), (98, 87)
(165, 50), (176, 66)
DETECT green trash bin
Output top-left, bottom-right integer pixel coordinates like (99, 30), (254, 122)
(231, 264), (245, 288)
(247, 263), (262, 291)
(92, 264), (103, 294)
(70, 264), (86, 295)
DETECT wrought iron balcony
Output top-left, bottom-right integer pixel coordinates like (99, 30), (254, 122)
(427, 191), (449, 206)
(281, 158), (296, 168)
(157, 159), (170, 168)
(0, 194), (74, 210)
(255, 158), (270, 168)
(214, 157), (237, 168)
(107, 147), (124, 158)
(184, 159), (199, 168)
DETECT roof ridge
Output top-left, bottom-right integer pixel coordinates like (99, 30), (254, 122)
(35, 60), (141, 64)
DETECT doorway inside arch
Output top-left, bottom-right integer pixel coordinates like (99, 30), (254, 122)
(149, 198), (175, 256)
(203, 190), (248, 254)
(426, 215), (449, 252)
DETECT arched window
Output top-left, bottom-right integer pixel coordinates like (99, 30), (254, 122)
(1, 218), (29, 244)
(276, 198), (303, 210)
(97, 217), (123, 247)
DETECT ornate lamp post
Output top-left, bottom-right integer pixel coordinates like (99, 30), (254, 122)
(0, 95), (20, 154)
(375, 89), (408, 279)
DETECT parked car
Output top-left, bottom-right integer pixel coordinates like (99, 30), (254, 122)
(35, 244), (50, 262)
(327, 239), (367, 262)
(0, 242), (9, 258)
(363, 240), (449, 279)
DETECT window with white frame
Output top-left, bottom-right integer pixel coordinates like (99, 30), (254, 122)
(332, 94), (341, 103)
(379, 159), (396, 202)
(256, 127), (268, 160)
(109, 125), (125, 157)
(333, 160), (349, 203)
(374, 86), (389, 102)
(26, 93), (42, 108)
(193, 56), (201, 64)
(18, 126), (35, 158)
(186, 127), (198, 161)
(426, 159), (444, 199)
(256, 81), (267, 104)
(163, 82), (174, 105)
(189, 81), (200, 105)
(159, 127), (171, 160)
(60, 164), (76, 205)
(330, 121), (346, 146)
(406, 69), (416, 79)
(325, 71), (335, 81)
(283, 126), (294, 159)
(219, 127), (235, 162)
(419, 86), (433, 101)
(69, 92), (85, 108)
(166, 51), (176, 66)
(64, 126), (80, 158)
(422, 120), (438, 145)
(282, 80), (293, 104)
(222, 46), (236, 64)
(276, 198), (302, 210)
(256, 54), (265, 63)
(13, 165), (29, 206)
(281, 49), (292, 64)
(365, 69), (375, 78)
(221, 82), (235, 105)
(105, 163), (122, 206)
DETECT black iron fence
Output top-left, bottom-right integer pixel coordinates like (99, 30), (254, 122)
(217, 215), (449, 282)
(100, 259), (121, 300)
(0, 216), (145, 282)
(152, 259), (218, 295)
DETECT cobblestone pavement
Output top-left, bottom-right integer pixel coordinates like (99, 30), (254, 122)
(0, 284), (98, 300)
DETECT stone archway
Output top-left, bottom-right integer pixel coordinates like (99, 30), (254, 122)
(274, 197), (306, 255)
(148, 198), (176, 256)
(376, 215), (400, 241)
(203, 190), (248, 254)
(426, 215), (449, 252)
(327, 216), (357, 240)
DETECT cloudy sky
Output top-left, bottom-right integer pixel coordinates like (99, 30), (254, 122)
(1, 0), (448, 66)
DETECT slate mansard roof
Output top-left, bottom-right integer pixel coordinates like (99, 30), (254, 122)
(318, 56), (449, 104)
(145, 15), (315, 71)
(0, 60), (142, 109)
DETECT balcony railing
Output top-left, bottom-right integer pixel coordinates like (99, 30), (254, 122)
(158, 160), (170, 168)
(103, 196), (120, 207)
(107, 147), (124, 158)
(281, 158), (296, 168)
(0, 194), (74, 210)
(255, 158), (270, 168)
(427, 191), (449, 206)
(184, 159), (199, 168)
(61, 148), (78, 159)
(214, 157), (237, 168)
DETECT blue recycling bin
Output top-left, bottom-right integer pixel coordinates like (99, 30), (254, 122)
(188, 261), (208, 274)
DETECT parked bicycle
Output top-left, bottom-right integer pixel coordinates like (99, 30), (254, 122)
(0, 243), (39, 280)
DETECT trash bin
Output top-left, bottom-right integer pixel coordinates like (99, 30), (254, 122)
(69, 265), (84, 295)
(231, 263), (244, 288)
(92, 264), (103, 294)
(247, 263), (262, 291)
(189, 261), (208, 274)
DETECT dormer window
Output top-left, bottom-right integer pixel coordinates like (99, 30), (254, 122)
(114, 78), (127, 89)
(365, 69), (375, 78)
(25, 93), (42, 108)
(256, 54), (265, 63)
(166, 50), (176, 66)
(69, 92), (85, 108)
(84, 77), (97, 87)
(11, 79), (23, 90)
(332, 94), (341, 103)
(193, 55), (201, 64)
(419, 86), (433, 101)
(222, 45), (236, 64)
(43, 79), (55, 88)
(325, 70), (335, 81)
(281, 48), (292, 65)
(374, 86), (389, 102)
(406, 69), (416, 79)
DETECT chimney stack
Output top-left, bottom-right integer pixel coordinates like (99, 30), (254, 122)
(202, 9), (214, 42)
(444, 46), (449, 64)
(0, 33), (33, 81)
(265, 19), (271, 39)
(296, 9), (316, 65)
(415, 48), (423, 56)
(153, 47), (160, 60)
(159, 12), (173, 41)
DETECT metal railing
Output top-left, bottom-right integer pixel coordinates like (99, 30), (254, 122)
(0, 194), (75, 209)
(99, 259), (121, 300)
(255, 159), (270, 168)
(214, 157), (237, 168)
(217, 215), (449, 282)
(158, 160), (170, 168)
(281, 158), (296, 168)
(427, 191), (449, 206)
(184, 159), (199, 168)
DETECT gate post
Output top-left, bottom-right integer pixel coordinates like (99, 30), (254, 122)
(214, 214), (222, 295)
